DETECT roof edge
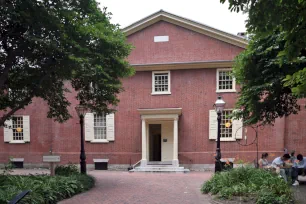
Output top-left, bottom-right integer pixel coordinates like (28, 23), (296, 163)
(122, 10), (248, 48)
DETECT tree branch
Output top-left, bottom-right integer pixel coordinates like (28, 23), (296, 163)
(0, 98), (31, 126)
(0, 58), (57, 126)
(0, 43), (15, 90)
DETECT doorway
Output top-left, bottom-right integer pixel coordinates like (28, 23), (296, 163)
(149, 124), (161, 161)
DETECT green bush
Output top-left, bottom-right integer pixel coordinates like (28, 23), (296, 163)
(0, 174), (95, 204)
(201, 167), (293, 204)
(55, 164), (79, 176)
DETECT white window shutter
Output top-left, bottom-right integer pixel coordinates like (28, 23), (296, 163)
(232, 118), (243, 139)
(209, 110), (217, 139)
(106, 113), (115, 141)
(85, 113), (94, 141)
(23, 116), (30, 142)
(4, 119), (13, 142)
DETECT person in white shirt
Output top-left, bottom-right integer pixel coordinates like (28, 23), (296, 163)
(292, 154), (306, 186)
(272, 154), (291, 182)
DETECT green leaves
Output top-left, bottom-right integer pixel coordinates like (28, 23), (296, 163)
(232, 33), (302, 125)
(0, 173), (94, 204)
(201, 167), (293, 203)
(0, 0), (133, 125)
(220, 0), (306, 125)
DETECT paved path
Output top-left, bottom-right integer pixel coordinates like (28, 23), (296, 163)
(59, 171), (213, 204)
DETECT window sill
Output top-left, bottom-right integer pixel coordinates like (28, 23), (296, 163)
(90, 139), (109, 143)
(151, 92), (171, 95)
(9, 141), (26, 144)
(216, 90), (236, 93)
(209, 138), (237, 142)
(219, 138), (237, 142)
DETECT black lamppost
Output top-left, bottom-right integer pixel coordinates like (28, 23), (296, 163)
(214, 96), (226, 172)
(75, 105), (88, 174)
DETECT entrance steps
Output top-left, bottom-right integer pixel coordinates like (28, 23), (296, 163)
(130, 165), (190, 173)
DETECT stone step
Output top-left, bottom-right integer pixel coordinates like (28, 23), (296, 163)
(144, 165), (180, 168)
(147, 161), (172, 165)
(131, 166), (190, 173)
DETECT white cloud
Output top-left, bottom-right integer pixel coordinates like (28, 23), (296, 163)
(97, 0), (247, 35)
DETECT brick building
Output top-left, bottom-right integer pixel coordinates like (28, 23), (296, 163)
(1, 10), (305, 171)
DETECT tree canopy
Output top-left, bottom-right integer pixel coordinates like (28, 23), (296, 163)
(220, 0), (306, 125)
(0, 0), (134, 126)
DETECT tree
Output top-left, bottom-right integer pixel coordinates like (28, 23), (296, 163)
(0, 0), (134, 126)
(233, 32), (302, 125)
(220, 0), (306, 125)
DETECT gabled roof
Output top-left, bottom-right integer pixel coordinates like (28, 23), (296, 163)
(122, 10), (248, 48)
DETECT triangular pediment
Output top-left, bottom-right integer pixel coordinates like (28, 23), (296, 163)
(122, 10), (248, 48)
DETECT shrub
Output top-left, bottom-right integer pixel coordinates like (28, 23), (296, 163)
(201, 167), (293, 204)
(0, 174), (94, 204)
(1, 157), (15, 175)
(55, 164), (79, 176)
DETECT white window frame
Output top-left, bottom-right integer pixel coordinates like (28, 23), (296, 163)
(216, 68), (236, 93)
(4, 115), (30, 144)
(85, 112), (114, 143)
(12, 116), (24, 142)
(219, 109), (235, 142)
(93, 113), (107, 141)
(152, 71), (171, 95)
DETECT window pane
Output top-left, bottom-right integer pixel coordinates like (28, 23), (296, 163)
(94, 113), (106, 139)
(154, 73), (169, 93)
(218, 70), (233, 90)
(12, 116), (24, 141)
(220, 110), (233, 138)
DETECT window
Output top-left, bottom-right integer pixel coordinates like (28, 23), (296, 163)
(4, 115), (30, 143)
(12, 116), (24, 141)
(152, 71), (171, 95)
(216, 69), (236, 92)
(220, 110), (232, 139)
(209, 110), (242, 141)
(94, 113), (106, 140)
(84, 113), (115, 143)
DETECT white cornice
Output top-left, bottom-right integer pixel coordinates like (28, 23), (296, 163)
(132, 61), (234, 71)
(138, 108), (182, 116)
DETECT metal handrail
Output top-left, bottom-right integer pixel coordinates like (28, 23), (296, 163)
(128, 160), (142, 171)
(9, 190), (31, 204)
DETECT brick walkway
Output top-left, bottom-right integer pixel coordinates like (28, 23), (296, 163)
(59, 171), (213, 204)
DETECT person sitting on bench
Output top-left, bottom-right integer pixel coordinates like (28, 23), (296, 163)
(272, 154), (291, 182)
(292, 154), (306, 186)
(258, 153), (269, 169)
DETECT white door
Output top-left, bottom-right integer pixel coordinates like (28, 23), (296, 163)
(161, 121), (173, 161)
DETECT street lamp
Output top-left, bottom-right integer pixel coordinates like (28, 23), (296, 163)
(75, 104), (88, 174)
(214, 96), (226, 172)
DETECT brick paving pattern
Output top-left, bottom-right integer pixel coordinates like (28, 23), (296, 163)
(59, 171), (212, 204)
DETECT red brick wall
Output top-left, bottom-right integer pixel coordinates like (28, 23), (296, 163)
(1, 69), (301, 166)
(0, 98), (53, 165)
(127, 21), (243, 64)
(284, 100), (306, 155)
(1, 20), (305, 166)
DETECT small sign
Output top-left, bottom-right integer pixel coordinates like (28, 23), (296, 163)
(163, 139), (167, 142)
(16, 127), (22, 132)
(43, 155), (60, 162)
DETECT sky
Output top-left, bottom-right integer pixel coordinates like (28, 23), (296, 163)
(97, 0), (247, 35)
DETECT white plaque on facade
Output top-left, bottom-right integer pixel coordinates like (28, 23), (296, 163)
(43, 155), (60, 162)
(154, 36), (169, 42)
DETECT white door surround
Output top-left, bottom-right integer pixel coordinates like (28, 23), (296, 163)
(138, 108), (182, 167)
